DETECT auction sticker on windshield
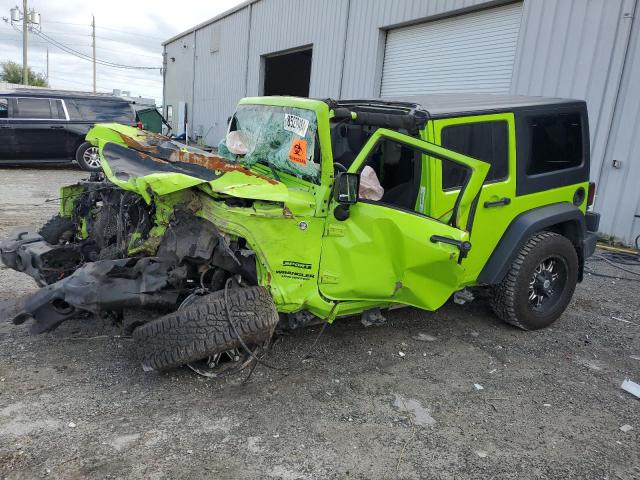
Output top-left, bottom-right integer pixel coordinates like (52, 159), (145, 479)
(284, 114), (309, 137)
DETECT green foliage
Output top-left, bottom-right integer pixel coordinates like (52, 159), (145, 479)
(0, 60), (49, 87)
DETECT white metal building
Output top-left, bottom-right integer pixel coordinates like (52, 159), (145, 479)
(162, 0), (640, 245)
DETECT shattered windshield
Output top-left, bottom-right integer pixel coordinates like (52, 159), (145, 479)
(218, 105), (320, 183)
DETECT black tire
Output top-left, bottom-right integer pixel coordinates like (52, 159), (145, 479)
(75, 142), (102, 171)
(133, 286), (279, 371)
(490, 231), (578, 330)
(38, 215), (75, 244)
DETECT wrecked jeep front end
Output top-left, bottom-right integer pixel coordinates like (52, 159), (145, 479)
(1, 98), (338, 375)
(1, 178), (258, 333)
(0, 124), (284, 334)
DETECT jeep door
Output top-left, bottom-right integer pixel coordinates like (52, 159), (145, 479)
(319, 128), (489, 311)
(427, 113), (517, 282)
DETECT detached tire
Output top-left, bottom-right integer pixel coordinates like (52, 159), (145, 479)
(133, 286), (279, 371)
(491, 231), (578, 330)
(75, 142), (102, 171)
(38, 215), (75, 244)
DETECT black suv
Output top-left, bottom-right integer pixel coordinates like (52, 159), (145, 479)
(0, 89), (141, 171)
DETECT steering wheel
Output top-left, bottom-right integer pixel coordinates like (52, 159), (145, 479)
(333, 162), (347, 173)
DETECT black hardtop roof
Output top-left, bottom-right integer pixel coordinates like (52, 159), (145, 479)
(337, 93), (585, 117)
(0, 88), (133, 102)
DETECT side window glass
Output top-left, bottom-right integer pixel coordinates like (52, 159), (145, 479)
(527, 113), (583, 174)
(74, 99), (134, 122)
(0, 98), (7, 119)
(65, 100), (82, 120)
(14, 98), (53, 119)
(440, 121), (508, 189)
(357, 138), (422, 212)
(52, 99), (66, 120)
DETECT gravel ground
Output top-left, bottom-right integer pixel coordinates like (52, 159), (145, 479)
(0, 168), (638, 480)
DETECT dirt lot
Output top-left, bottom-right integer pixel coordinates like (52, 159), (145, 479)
(0, 168), (638, 480)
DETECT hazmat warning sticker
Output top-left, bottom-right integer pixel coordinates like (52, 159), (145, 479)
(288, 138), (307, 165)
(284, 114), (309, 137)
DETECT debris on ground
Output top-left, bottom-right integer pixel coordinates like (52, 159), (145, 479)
(474, 384), (484, 390)
(453, 289), (475, 305)
(393, 394), (436, 426)
(361, 308), (386, 327)
(619, 424), (633, 433)
(621, 379), (640, 398)
(412, 332), (437, 342)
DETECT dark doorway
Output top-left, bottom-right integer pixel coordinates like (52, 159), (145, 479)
(263, 48), (312, 97)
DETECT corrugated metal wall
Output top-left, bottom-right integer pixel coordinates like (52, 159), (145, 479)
(192, 8), (251, 146)
(595, 2), (640, 244)
(163, 32), (195, 129)
(244, 0), (350, 98)
(163, 0), (640, 243)
(510, 0), (638, 243)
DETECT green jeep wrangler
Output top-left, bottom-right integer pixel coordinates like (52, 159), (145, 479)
(0, 94), (600, 376)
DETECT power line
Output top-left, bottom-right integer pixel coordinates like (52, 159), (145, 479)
(43, 19), (166, 40)
(1, 33), (160, 59)
(31, 28), (161, 70)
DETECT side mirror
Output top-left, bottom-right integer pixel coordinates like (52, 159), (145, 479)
(333, 172), (359, 205)
(333, 172), (359, 221)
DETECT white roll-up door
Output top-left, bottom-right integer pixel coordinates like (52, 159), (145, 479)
(380, 2), (523, 97)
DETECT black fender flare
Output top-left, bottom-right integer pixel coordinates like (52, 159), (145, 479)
(477, 203), (587, 285)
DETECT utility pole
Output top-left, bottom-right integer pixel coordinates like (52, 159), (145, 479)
(91, 15), (96, 93)
(9, 3), (39, 86)
(46, 47), (49, 80)
(22, 0), (28, 85)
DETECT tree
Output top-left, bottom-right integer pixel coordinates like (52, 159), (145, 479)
(0, 61), (49, 87)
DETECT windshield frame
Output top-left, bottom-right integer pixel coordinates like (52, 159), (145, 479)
(236, 97), (334, 188)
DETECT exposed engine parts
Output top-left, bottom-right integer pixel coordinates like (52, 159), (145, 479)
(0, 179), (259, 336)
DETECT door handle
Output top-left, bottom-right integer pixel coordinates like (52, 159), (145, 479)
(430, 235), (472, 258)
(50, 125), (65, 129)
(483, 197), (511, 208)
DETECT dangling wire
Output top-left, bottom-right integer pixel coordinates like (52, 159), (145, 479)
(222, 278), (335, 379)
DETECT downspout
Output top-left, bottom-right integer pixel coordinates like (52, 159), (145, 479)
(189, 30), (197, 145)
(162, 47), (167, 115)
(595, 0), (638, 192)
(244, 2), (253, 96)
(337, 0), (351, 99)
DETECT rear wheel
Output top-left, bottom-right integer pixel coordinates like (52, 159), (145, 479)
(491, 232), (578, 330)
(76, 142), (101, 171)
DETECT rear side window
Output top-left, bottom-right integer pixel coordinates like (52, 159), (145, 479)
(72, 99), (134, 122)
(527, 113), (583, 174)
(0, 98), (7, 118)
(440, 121), (509, 189)
(14, 98), (54, 119)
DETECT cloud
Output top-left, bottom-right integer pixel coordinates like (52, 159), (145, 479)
(0, 0), (244, 103)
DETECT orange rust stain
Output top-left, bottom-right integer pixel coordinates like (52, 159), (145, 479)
(116, 131), (278, 184)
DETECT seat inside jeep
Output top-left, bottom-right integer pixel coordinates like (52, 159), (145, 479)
(331, 124), (421, 212)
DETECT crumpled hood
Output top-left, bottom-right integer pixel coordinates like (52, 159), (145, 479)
(86, 123), (295, 205)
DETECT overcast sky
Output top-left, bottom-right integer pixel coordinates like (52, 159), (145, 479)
(0, 0), (244, 104)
